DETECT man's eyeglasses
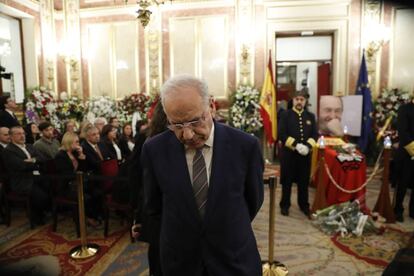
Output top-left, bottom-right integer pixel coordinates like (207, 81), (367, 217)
(167, 113), (206, 131)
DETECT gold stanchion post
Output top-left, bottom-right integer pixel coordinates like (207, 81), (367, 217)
(262, 176), (288, 276)
(70, 172), (100, 259)
(373, 137), (396, 223)
(312, 143), (328, 213)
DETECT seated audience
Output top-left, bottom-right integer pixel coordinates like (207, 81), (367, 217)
(78, 121), (93, 144)
(118, 123), (134, 159)
(2, 126), (49, 226)
(25, 123), (40, 144)
(81, 125), (103, 174)
(0, 127), (10, 149)
(81, 125), (104, 219)
(99, 124), (124, 163)
(0, 127), (10, 182)
(0, 95), (20, 128)
(63, 119), (77, 134)
(33, 122), (60, 162)
(94, 117), (107, 134)
(54, 132), (100, 226)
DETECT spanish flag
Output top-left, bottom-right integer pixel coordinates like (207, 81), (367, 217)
(259, 55), (277, 144)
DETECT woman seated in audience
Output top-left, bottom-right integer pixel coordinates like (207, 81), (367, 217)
(99, 124), (124, 163)
(25, 123), (40, 144)
(118, 123), (134, 159)
(78, 121), (93, 144)
(58, 119), (78, 142)
(54, 132), (100, 226)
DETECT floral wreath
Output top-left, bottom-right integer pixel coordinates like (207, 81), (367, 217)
(229, 85), (263, 134)
(117, 93), (151, 125)
(373, 88), (411, 143)
(56, 92), (85, 126)
(24, 87), (61, 130)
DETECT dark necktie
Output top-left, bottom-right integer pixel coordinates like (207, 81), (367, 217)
(192, 148), (208, 217)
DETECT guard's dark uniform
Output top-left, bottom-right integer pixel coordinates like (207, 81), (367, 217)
(394, 102), (414, 219)
(279, 107), (317, 212)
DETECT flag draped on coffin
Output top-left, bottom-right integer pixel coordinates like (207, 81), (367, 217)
(355, 52), (373, 152)
(260, 55), (277, 144)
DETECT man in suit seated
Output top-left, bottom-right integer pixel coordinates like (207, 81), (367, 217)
(2, 126), (50, 225)
(0, 127), (10, 149)
(81, 125), (104, 220)
(0, 126), (10, 223)
(81, 125), (103, 174)
(140, 74), (264, 275)
(0, 95), (20, 128)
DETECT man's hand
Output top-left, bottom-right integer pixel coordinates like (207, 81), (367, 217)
(326, 118), (344, 137)
(131, 224), (142, 239)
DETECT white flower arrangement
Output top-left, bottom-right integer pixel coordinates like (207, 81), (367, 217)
(229, 85), (263, 134)
(373, 88), (412, 142)
(24, 86), (61, 130)
(85, 96), (117, 123)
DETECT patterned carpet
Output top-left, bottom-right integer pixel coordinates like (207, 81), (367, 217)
(0, 170), (413, 275)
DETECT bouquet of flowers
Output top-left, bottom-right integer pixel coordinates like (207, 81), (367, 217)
(24, 86), (60, 129)
(56, 92), (85, 124)
(373, 88), (411, 142)
(117, 93), (150, 125)
(312, 200), (380, 237)
(229, 86), (262, 134)
(85, 96), (117, 123)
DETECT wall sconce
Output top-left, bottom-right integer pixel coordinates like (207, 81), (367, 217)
(364, 23), (391, 62)
(240, 44), (251, 85)
(135, 0), (171, 27)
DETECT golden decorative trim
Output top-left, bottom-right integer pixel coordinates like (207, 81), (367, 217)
(285, 136), (296, 150)
(404, 141), (414, 156)
(307, 138), (317, 148)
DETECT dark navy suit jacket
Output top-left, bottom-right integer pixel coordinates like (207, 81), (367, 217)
(141, 122), (264, 276)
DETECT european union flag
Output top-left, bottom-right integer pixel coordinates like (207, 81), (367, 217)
(355, 52), (373, 152)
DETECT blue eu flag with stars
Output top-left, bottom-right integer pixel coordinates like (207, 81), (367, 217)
(355, 52), (373, 152)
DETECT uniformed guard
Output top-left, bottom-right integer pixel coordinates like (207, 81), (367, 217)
(278, 88), (318, 217)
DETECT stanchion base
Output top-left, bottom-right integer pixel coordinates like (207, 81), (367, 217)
(69, 243), (100, 259)
(262, 261), (288, 276)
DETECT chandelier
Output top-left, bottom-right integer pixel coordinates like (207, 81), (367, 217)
(136, 0), (168, 27)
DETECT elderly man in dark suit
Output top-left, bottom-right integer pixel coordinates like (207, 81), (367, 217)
(0, 95), (20, 128)
(141, 75), (264, 276)
(2, 126), (49, 225)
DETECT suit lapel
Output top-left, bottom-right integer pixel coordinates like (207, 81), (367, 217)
(204, 122), (229, 223)
(9, 143), (28, 159)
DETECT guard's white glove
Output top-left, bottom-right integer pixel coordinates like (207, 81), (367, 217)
(295, 143), (309, 156)
(300, 145), (310, 156)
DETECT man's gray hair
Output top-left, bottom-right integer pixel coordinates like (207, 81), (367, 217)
(160, 74), (210, 108)
(94, 117), (107, 125)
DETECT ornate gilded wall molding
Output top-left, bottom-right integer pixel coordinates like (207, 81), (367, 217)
(362, 0), (383, 98)
(63, 0), (82, 98)
(39, 0), (56, 92)
(236, 0), (254, 86)
(145, 8), (162, 95)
